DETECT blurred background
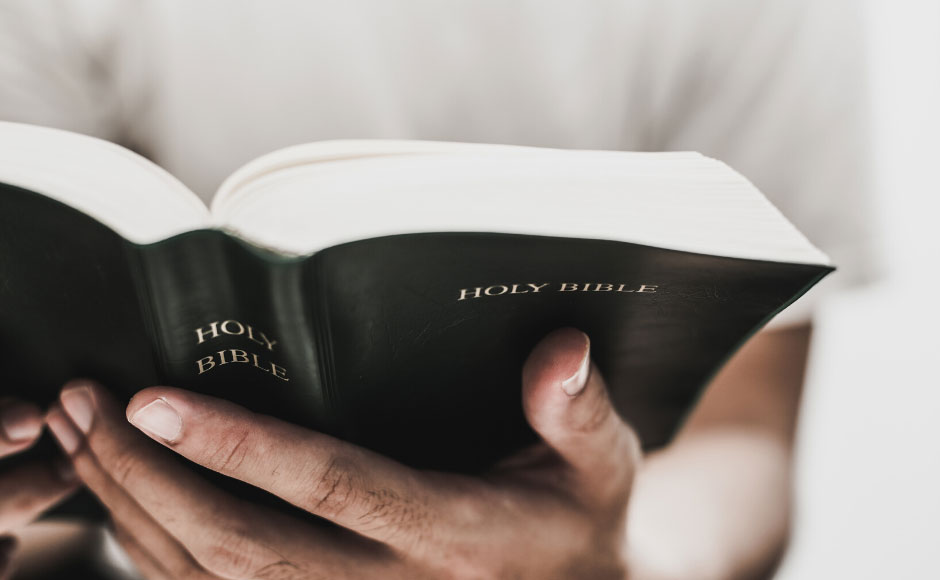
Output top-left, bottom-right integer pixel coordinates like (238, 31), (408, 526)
(778, 1), (939, 578)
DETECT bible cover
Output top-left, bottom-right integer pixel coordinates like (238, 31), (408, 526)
(0, 182), (831, 517)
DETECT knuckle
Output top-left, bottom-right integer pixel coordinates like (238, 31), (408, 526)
(303, 455), (433, 549)
(570, 391), (614, 435)
(305, 455), (359, 518)
(202, 426), (254, 474)
(107, 443), (145, 487)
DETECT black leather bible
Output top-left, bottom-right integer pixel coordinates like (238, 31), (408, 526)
(0, 122), (832, 478)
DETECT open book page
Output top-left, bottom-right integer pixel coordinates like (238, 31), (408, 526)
(0, 122), (208, 241)
(214, 142), (830, 265)
(0, 122), (828, 266)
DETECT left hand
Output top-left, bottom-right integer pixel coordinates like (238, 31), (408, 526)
(45, 328), (641, 579)
(0, 397), (78, 580)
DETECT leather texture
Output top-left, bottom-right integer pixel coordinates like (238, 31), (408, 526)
(0, 183), (832, 517)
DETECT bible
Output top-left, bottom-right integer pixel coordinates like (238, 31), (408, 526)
(0, 121), (832, 474)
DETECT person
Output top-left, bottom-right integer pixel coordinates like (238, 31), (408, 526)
(0, 1), (877, 578)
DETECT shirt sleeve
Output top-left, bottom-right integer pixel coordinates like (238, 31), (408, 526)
(0, 0), (128, 141)
(641, 0), (881, 327)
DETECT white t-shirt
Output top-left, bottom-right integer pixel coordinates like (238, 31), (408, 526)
(0, 0), (878, 325)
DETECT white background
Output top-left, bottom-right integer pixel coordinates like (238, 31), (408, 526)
(776, 1), (940, 578)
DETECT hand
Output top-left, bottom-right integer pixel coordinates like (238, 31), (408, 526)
(0, 398), (78, 579)
(46, 328), (641, 579)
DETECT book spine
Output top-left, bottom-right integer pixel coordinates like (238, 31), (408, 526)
(269, 248), (338, 434)
(125, 230), (331, 433)
(309, 252), (339, 429)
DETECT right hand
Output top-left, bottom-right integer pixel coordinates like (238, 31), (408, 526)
(48, 329), (640, 580)
(0, 398), (78, 579)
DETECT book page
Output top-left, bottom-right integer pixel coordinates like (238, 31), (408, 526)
(0, 122), (209, 243)
(212, 141), (830, 265)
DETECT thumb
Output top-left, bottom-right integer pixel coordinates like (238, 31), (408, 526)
(522, 328), (641, 502)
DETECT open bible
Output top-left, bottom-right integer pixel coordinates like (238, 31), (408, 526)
(0, 121), (831, 474)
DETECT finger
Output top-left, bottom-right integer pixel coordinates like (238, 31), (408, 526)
(124, 384), (436, 547)
(47, 401), (288, 580)
(47, 402), (210, 579)
(521, 328), (641, 504)
(0, 536), (15, 580)
(0, 457), (78, 531)
(50, 383), (389, 579)
(0, 399), (43, 457)
(113, 524), (207, 580)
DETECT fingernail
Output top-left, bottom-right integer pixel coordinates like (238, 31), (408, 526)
(61, 385), (95, 434)
(129, 398), (182, 442)
(0, 404), (41, 442)
(46, 409), (82, 454)
(560, 334), (591, 397)
(55, 456), (78, 483)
